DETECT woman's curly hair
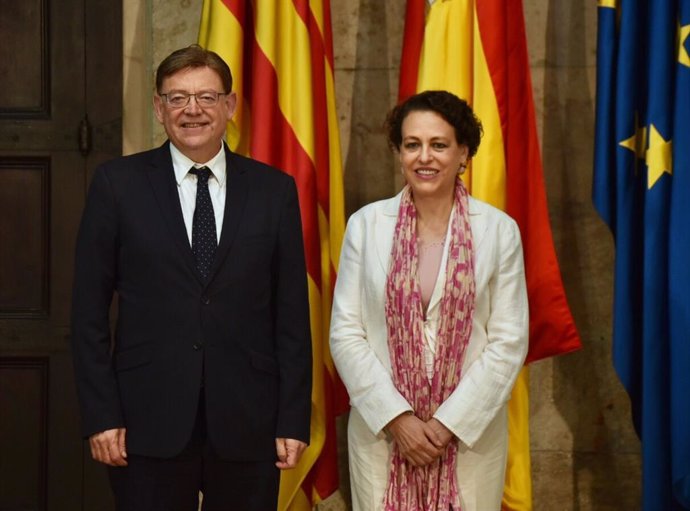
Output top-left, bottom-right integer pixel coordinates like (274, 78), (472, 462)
(384, 90), (483, 157)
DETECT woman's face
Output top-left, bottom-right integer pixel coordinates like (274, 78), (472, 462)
(399, 109), (469, 202)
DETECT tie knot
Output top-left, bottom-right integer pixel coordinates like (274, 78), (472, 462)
(190, 166), (212, 184)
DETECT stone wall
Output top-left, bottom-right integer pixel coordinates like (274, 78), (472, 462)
(122, 1), (641, 509)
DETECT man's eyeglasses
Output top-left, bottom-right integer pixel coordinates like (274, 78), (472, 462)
(159, 91), (228, 108)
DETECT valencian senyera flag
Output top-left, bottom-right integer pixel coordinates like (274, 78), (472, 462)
(198, 1), (348, 509)
(593, 0), (690, 509)
(400, 1), (583, 510)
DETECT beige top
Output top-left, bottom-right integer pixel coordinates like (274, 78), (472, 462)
(418, 208), (454, 380)
(418, 239), (445, 312)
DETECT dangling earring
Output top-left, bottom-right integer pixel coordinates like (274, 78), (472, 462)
(458, 161), (467, 175)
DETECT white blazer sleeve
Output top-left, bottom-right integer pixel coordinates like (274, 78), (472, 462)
(434, 217), (529, 448)
(330, 213), (413, 435)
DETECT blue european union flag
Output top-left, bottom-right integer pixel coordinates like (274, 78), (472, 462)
(594, 1), (690, 509)
(670, 1), (690, 506)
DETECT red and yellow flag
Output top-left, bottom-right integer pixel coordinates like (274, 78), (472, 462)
(400, 1), (582, 509)
(199, 1), (347, 508)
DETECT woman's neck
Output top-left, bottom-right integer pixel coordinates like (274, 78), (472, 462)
(413, 192), (454, 242)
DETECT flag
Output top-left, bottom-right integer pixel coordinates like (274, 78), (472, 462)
(198, 1), (348, 508)
(593, 0), (690, 508)
(400, 1), (583, 509)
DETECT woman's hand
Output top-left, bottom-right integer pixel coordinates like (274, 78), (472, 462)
(386, 412), (445, 467)
(426, 417), (455, 449)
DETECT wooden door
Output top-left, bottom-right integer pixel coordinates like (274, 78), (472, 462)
(0, 0), (121, 509)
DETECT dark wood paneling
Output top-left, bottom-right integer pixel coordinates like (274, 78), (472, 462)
(0, 357), (48, 511)
(0, 0), (120, 508)
(46, 352), (86, 510)
(0, 158), (50, 317)
(0, 0), (49, 118)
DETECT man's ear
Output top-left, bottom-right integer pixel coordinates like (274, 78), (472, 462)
(224, 91), (238, 119)
(153, 95), (165, 123)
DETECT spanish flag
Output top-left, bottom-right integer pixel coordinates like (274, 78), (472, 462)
(199, 1), (347, 508)
(399, 1), (583, 509)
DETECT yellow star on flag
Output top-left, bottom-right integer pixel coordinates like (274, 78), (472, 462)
(619, 113), (647, 173)
(680, 22), (690, 67)
(645, 124), (673, 189)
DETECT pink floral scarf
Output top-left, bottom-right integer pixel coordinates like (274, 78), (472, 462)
(383, 177), (476, 510)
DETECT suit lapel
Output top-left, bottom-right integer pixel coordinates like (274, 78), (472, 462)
(468, 197), (488, 253)
(374, 192), (401, 275)
(146, 142), (202, 284)
(206, 147), (249, 283)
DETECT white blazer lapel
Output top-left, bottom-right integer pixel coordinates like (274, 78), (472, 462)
(468, 196), (488, 253)
(373, 191), (402, 275)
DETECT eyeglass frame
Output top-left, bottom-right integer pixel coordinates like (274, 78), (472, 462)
(158, 91), (230, 109)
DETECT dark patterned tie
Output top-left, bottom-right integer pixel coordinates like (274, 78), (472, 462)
(190, 166), (217, 281)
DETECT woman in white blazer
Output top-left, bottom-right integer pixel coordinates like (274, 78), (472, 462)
(330, 91), (528, 511)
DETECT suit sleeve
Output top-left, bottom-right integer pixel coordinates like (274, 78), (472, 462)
(274, 177), (312, 443)
(433, 217), (529, 448)
(330, 212), (413, 436)
(71, 167), (123, 438)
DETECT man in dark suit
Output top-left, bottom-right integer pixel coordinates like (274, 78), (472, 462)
(71, 45), (312, 510)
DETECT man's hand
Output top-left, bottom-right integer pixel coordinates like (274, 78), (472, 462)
(89, 428), (128, 466)
(275, 438), (307, 470)
(385, 412), (445, 467)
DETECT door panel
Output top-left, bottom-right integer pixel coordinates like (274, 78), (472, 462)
(0, 0), (49, 116)
(0, 159), (49, 315)
(0, 357), (48, 510)
(0, 0), (121, 508)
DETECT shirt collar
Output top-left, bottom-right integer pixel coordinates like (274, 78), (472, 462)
(170, 143), (226, 187)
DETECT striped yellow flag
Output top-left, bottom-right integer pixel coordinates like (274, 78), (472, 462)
(399, 1), (582, 509)
(199, 1), (347, 509)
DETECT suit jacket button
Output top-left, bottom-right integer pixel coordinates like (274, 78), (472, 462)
(193, 342), (203, 351)
(202, 296), (211, 305)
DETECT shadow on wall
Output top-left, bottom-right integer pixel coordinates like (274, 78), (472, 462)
(540, 0), (641, 509)
(343, 0), (398, 217)
(123, 0), (153, 156)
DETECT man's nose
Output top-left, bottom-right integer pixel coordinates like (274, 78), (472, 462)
(184, 95), (203, 113)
